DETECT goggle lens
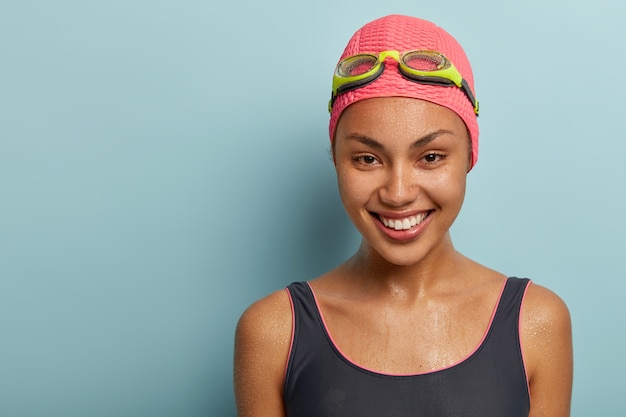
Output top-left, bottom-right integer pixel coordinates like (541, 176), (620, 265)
(402, 51), (448, 71)
(337, 55), (379, 77)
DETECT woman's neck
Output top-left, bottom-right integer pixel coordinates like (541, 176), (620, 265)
(343, 234), (474, 297)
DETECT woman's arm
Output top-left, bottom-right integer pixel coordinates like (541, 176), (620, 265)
(521, 282), (573, 417)
(234, 289), (293, 417)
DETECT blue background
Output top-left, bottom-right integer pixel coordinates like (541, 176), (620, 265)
(1, 0), (624, 416)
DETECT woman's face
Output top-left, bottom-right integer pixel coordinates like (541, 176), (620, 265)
(333, 97), (471, 267)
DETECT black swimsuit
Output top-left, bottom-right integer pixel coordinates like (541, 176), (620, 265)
(284, 277), (531, 417)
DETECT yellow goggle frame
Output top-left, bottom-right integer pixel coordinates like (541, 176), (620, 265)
(329, 50), (479, 115)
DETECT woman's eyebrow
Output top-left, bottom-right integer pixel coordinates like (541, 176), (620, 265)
(345, 134), (385, 150)
(410, 129), (454, 150)
(345, 129), (455, 150)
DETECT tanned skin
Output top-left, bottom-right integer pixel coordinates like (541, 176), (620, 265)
(234, 98), (573, 417)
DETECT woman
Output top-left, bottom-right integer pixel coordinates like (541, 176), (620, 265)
(234, 14), (572, 417)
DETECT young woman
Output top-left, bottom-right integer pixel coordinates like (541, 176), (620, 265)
(234, 14), (573, 417)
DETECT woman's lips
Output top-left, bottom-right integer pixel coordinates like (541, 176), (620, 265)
(371, 211), (433, 241)
(378, 212), (430, 231)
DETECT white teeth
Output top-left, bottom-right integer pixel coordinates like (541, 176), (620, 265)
(380, 213), (429, 231)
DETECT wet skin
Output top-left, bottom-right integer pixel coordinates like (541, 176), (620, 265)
(234, 97), (573, 417)
(333, 97), (471, 272)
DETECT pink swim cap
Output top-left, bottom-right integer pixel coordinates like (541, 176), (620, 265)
(329, 15), (479, 169)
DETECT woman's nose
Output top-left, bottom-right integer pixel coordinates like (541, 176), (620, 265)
(379, 165), (419, 207)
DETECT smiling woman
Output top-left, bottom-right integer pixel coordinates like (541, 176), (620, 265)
(334, 98), (470, 266)
(234, 14), (572, 417)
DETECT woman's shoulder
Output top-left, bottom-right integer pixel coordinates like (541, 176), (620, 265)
(520, 281), (571, 327)
(234, 287), (294, 416)
(236, 287), (293, 347)
(519, 280), (571, 356)
(519, 282), (572, 378)
(519, 280), (573, 414)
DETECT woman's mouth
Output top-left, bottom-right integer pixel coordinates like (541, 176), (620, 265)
(378, 212), (431, 231)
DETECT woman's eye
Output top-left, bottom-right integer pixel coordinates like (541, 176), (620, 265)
(421, 153), (445, 164)
(354, 155), (379, 165)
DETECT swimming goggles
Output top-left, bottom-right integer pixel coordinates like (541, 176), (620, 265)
(328, 50), (479, 115)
